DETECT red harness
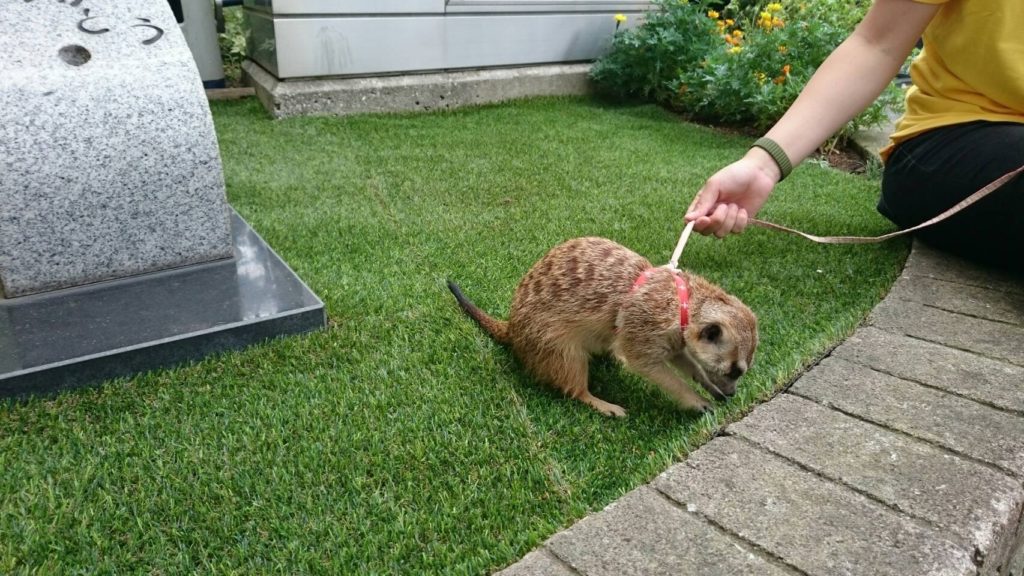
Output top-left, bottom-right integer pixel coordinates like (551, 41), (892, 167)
(630, 268), (690, 329)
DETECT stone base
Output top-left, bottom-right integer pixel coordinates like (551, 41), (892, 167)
(0, 211), (325, 397)
(242, 60), (594, 118)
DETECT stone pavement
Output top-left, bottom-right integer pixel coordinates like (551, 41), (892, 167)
(496, 238), (1024, 576)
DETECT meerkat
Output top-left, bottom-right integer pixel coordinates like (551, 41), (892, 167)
(447, 237), (758, 417)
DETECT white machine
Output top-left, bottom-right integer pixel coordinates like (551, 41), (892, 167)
(244, 0), (653, 80)
(170, 0), (226, 88)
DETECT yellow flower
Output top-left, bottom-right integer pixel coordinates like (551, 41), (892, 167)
(778, 45), (788, 54)
(729, 46), (743, 54)
(614, 13), (627, 23)
(732, 29), (744, 38)
(772, 17), (785, 28)
(760, 11), (772, 20)
(767, 2), (783, 12)
(755, 71), (768, 85)
(725, 18), (735, 26)
(717, 19), (727, 30)
(707, 9), (720, 19)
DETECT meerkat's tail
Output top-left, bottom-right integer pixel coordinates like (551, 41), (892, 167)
(446, 280), (511, 345)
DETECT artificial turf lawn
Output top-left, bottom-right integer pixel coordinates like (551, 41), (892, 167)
(0, 97), (908, 574)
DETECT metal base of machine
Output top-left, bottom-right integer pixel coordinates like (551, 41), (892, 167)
(0, 210), (325, 397)
(243, 60), (595, 118)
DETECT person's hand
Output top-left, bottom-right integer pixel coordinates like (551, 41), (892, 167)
(685, 147), (781, 237)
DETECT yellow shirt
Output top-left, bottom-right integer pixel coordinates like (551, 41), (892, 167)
(881, 0), (1024, 161)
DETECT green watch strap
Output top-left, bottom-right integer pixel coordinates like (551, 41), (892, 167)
(751, 137), (793, 181)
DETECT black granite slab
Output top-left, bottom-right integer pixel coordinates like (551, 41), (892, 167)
(0, 210), (325, 397)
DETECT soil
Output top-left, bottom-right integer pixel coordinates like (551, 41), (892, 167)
(685, 117), (869, 175)
(819, 147), (868, 174)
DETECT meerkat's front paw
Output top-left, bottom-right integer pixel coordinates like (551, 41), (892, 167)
(602, 403), (628, 418)
(580, 392), (628, 418)
(692, 399), (714, 415)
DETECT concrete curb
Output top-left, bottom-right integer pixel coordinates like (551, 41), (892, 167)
(494, 125), (1024, 575)
(242, 61), (595, 119)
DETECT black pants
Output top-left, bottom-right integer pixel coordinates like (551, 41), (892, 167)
(879, 121), (1024, 272)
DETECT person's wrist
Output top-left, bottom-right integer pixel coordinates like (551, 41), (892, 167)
(750, 137), (793, 182)
(743, 146), (784, 184)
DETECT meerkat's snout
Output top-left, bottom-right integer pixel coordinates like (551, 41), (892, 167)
(720, 361), (748, 395)
(726, 361), (746, 381)
(711, 357), (750, 398)
(699, 362), (742, 399)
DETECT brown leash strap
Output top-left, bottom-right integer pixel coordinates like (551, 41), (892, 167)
(748, 164), (1024, 244)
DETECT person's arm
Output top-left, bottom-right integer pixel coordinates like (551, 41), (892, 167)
(685, 0), (941, 237)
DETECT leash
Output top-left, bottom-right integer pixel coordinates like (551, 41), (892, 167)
(667, 220), (696, 270)
(678, 163), (1024, 248)
(645, 164), (1021, 336)
(665, 163), (1020, 264)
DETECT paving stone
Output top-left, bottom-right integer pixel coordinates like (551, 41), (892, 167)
(886, 273), (1024, 325)
(493, 548), (578, 576)
(832, 327), (1024, 414)
(729, 394), (1024, 571)
(652, 436), (974, 576)
(851, 123), (893, 160)
(545, 486), (791, 576)
(790, 357), (1024, 476)
(904, 241), (1024, 296)
(869, 298), (1024, 366)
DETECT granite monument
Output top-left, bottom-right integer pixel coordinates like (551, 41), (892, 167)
(0, 0), (325, 395)
(0, 0), (232, 297)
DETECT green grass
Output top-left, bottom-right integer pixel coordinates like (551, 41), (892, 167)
(0, 97), (908, 574)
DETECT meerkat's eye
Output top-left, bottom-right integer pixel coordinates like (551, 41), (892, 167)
(700, 324), (722, 343)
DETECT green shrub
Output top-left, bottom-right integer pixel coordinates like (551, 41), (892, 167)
(218, 8), (247, 86)
(592, 0), (906, 145)
(590, 1), (720, 102)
